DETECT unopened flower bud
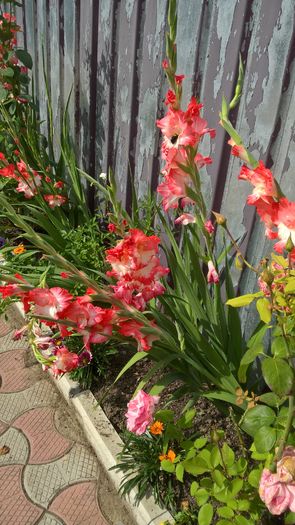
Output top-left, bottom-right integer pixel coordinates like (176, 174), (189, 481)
(260, 269), (274, 286)
(286, 235), (294, 253)
(212, 211), (227, 227)
(210, 429), (221, 443)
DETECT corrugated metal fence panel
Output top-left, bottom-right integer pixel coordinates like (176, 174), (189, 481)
(1, 0), (295, 295)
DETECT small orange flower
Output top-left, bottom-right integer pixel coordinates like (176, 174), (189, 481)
(150, 420), (164, 435)
(159, 449), (176, 463)
(13, 243), (25, 255)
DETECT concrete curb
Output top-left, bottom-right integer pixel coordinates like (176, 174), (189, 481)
(11, 303), (173, 525)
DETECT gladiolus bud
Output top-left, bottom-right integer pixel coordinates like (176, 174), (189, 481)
(212, 211), (227, 227)
(286, 235), (294, 253)
(260, 269), (274, 286)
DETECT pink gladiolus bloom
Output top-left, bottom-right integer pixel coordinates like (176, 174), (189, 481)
(157, 171), (191, 211)
(15, 161), (42, 198)
(156, 96), (213, 150)
(0, 164), (18, 179)
(118, 319), (158, 352)
(276, 198), (295, 248)
(207, 261), (219, 284)
(175, 74), (185, 85)
(165, 89), (176, 106)
(239, 161), (278, 204)
(59, 301), (115, 348)
(108, 223), (116, 233)
(175, 213), (196, 226)
(44, 194), (67, 208)
(3, 12), (16, 22)
(125, 390), (160, 435)
(54, 181), (64, 189)
(52, 347), (79, 375)
(28, 287), (73, 319)
(204, 220), (215, 234)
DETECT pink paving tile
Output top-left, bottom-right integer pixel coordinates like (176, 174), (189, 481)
(0, 348), (33, 392)
(0, 464), (43, 524)
(49, 481), (108, 525)
(13, 407), (72, 464)
(0, 318), (12, 337)
(0, 419), (7, 435)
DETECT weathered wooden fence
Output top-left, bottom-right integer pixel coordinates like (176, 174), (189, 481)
(4, 1), (295, 303)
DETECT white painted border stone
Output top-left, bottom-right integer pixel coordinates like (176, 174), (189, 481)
(11, 303), (173, 525)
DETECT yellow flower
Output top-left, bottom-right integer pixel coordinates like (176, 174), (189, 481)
(13, 243), (26, 255)
(150, 420), (164, 435)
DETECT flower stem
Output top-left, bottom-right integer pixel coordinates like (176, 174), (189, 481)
(229, 406), (247, 459)
(275, 394), (294, 462)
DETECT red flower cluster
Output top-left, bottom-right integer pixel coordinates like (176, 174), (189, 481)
(156, 88), (214, 213)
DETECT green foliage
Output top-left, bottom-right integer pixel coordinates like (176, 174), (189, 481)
(113, 431), (177, 511)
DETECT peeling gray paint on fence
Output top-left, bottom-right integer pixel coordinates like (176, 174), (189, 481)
(2, 0), (295, 321)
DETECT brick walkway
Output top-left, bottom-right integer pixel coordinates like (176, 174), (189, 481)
(0, 316), (129, 525)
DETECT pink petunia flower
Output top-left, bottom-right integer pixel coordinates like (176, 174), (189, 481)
(125, 390), (160, 435)
(259, 449), (295, 515)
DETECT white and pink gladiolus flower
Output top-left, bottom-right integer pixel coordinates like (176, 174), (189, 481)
(259, 447), (295, 515)
(125, 390), (160, 435)
(28, 287), (73, 320)
(175, 213), (196, 226)
(118, 319), (158, 352)
(105, 229), (169, 311)
(207, 261), (219, 284)
(44, 194), (67, 208)
(239, 161), (278, 205)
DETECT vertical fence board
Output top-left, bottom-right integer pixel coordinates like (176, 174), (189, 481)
(23, 0), (38, 100)
(78, 0), (93, 172)
(35, 0), (48, 138)
(63, 1), (76, 142)
(112, 0), (142, 203)
(15, 5), (24, 48)
(133, 0), (167, 200)
(95, 0), (114, 178)
(48, 0), (61, 158)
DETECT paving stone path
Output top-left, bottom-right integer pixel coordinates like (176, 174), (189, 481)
(0, 316), (131, 525)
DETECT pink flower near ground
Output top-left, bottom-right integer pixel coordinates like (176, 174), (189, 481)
(125, 390), (160, 435)
(207, 261), (219, 284)
(259, 468), (295, 515)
